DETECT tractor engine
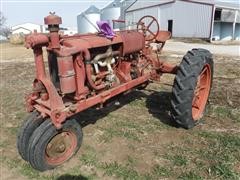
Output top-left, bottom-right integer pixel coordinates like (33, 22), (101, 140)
(52, 30), (146, 95)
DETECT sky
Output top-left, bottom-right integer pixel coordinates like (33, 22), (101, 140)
(1, 0), (240, 28)
(1, 0), (113, 27)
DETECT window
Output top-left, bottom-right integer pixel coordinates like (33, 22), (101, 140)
(214, 9), (222, 21)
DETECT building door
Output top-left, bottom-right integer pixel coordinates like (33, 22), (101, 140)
(168, 20), (173, 33)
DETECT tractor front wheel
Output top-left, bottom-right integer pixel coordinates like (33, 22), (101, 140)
(171, 49), (213, 129)
(27, 118), (83, 171)
(17, 111), (45, 161)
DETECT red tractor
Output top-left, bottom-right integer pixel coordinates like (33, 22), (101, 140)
(17, 13), (213, 171)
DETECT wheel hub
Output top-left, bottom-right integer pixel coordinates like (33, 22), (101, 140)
(45, 131), (77, 165)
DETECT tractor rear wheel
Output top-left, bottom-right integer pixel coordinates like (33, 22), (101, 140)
(171, 49), (213, 129)
(17, 111), (45, 161)
(27, 118), (83, 171)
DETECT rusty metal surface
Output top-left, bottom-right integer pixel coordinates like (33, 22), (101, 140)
(49, 32), (60, 49)
(44, 12), (62, 25)
(119, 30), (145, 55)
(25, 34), (49, 49)
(62, 34), (122, 49)
(57, 56), (76, 94)
(155, 31), (172, 43)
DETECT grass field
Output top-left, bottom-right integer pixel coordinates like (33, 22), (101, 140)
(0, 43), (240, 180)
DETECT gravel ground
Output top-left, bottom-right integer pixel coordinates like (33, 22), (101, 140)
(164, 41), (240, 57)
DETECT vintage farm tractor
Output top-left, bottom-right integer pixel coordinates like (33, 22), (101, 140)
(17, 13), (213, 171)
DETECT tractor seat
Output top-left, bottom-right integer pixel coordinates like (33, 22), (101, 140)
(155, 31), (172, 43)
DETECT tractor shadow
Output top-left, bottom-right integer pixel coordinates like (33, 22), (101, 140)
(145, 90), (179, 128)
(72, 88), (178, 128)
(57, 174), (88, 180)
(72, 90), (147, 127)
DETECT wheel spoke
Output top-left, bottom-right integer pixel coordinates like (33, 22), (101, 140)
(199, 85), (207, 91)
(147, 29), (155, 36)
(200, 74), (207, 81)
(200, 67), (208, 77)
(192, 103), (200, 110)
(192, 95), (200, 110)
(147, 19), (155, 28)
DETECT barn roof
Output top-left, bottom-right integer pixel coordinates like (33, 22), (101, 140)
(85, 5), (100, 14)
(12, 27), (32, 32)
(126, 0), (175, 12)
(215, 1), (240, 10)
(11, 22), (41, 30)
(126, 0), (239, 12)
(102, 0), (136, 10)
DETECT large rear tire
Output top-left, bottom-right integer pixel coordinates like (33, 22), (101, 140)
(171, 49), (213, 129)
(27, 119), (83, 171)
(17, 111), (45, 161)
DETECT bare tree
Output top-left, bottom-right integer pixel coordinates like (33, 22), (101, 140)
(0, 27), (11, 39)
(0, 11), (11, 39)
(0, 11), (6, 27)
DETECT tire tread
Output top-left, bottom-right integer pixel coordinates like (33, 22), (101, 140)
(170, 49), (213, 129)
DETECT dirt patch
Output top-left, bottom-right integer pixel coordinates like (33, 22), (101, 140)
(171, 38), (210, 44)
(0, 164), (26, 180)
(211, 78), (240, 107)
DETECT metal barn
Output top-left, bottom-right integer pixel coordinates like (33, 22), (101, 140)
(212, 2), (240, 41)
(101, 0), (135, 30)
(125, 0), (240, 41)
(77, 5), (101, 34)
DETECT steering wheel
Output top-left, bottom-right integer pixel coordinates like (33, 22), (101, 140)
(137, 15), (160, 41)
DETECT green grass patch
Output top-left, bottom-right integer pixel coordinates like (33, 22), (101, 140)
(198, 132), (240, 153)
(15, 111), (27, 121)
(80, 152), (98, 167)
(209, 105), (240, 122)
(4, 158), (43, 179)
(178, 171), (203, 180)
(98, 124), (141, 143)
(0, 140), (9, 148)
(8, 126), (19, 136)
(164, 145), (189, 167)
(197, 132), (240, 179)
(102, 161), (140, 180)
(126, 156), (138, 167)
(151, 165), (171, 177)
(210, 163), (238, 179)
(129, 98), (146, 108)
(98, 128), (122, 143)
(168, 154), (188, 166)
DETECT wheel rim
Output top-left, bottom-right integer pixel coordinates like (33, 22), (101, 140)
(45, 131), (77, 166)
(192, 64), (211, 121)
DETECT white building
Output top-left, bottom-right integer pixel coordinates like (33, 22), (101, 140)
(11, 23), (44, 35)
(125, 0), (240, 41)
(60, 27), (78, 35)
(0, 35), (7, 41)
